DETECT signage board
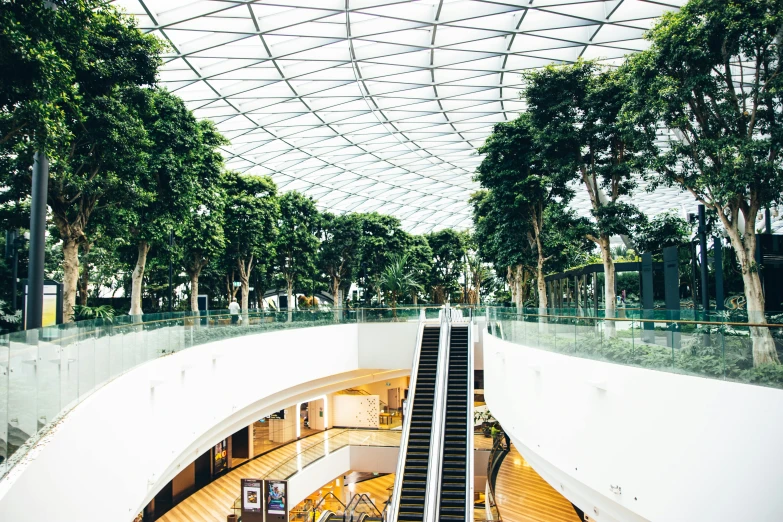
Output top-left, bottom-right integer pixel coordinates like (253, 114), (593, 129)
(22, 281), (63, 328)
(241, 478), (263, 514)
(267, 409), (286, 420)
(213, 439), (228, 475)
(265, 479), (288, 520)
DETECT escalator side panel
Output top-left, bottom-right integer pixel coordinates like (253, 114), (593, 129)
(397, 326), (441, 522)
(437, 326), (470, 522)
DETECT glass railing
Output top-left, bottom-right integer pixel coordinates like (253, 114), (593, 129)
(232, 429), (401, 517)
(487, 307), (783, 389)
(0, 307), (425, 480)
(478, 433), (508, 522)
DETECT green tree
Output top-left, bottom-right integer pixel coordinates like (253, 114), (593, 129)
(425, 229), (467, 304)
(476, 114), (578, 311)
(402, 234), (433, 305)
(223, 173), (279, 313)
(470, 189), (535, 309)
(179, 180), (227, 313)
(1, 1), (159, 159)
(625, 0), (783, 364)
(635, 211), (691, 255)
(525, 62), (652, 327)
(274, 192), (320, 318)
(381, 253), (422, 316)
(356, 213), (408, 305)
(318, 212), (363, 310)
(0, 3), (161, 321)
(126, 89), (227, 315)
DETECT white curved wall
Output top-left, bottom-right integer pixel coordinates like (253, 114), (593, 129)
(484, 333), (783, 522)
(0, 322), (419, 522)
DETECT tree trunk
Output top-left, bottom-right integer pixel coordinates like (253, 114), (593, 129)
(599, 235), (616, 337)
(78, 241), (91, 306)
(333, 275), (341, 322)
(129, 241), (149, 316)
(742, 268), (779, 365)
(240, 282), (249, 316)
(62, 238), (80, 323)
(536, 260), (547, 311)
(332, 275), (341, 309)
(51, 214), (85, 324)
(726, 230), (780, 365)
(189, 271), (200, 312)
(238, 272), (249, 312)
(287, 279), (294, 323)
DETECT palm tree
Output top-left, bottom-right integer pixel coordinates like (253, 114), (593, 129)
(381, 253), (422, 318)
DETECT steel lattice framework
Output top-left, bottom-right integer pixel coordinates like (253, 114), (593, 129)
(116, 0), (697, 233)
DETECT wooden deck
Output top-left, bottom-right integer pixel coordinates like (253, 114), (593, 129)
(493, 446), (581, 522)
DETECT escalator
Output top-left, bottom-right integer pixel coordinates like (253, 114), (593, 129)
(438, 325), (470, 522)
(316, 510), (339, 522)
(344, 493), (384, 522)
(396, 326), (441, 522)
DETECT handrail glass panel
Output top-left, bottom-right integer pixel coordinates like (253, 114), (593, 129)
(486, 307), (783, 389)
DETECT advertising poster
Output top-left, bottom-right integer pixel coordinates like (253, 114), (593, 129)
(241, 479), (263, 513)
(265, 480), (287, 516)
(213, 439), (228, 475)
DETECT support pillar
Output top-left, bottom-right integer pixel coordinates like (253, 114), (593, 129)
(641, 253), (655, 343)
(697, 205), (709, 315)
(663, 246), (681, 349)
(26, 152), (48, 330)
(714, 237), (725, 311)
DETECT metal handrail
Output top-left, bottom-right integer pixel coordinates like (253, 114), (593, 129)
(388, 317), (427, 522)
(344, 493), (383, 522)
(423, 307), (452, 522)
(466, 321), (475, 521)
(489, 308), (783, 328)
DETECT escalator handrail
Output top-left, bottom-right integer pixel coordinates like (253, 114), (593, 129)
(423, 308), (452, 522)
(388, 318), (427, 522)
(344, 493), (383, 522)
(313, 492), (346, 510)
(317, 510), (336, 522)
(466, 322), (475, 521)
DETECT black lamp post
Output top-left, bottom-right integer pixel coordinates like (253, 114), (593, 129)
(168, 229), (173, 313)
(26, 152), (49, 329)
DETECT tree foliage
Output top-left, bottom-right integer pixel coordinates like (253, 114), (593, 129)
(223, 173), (278, 311)
(625, 0), (783, 364)
(274, 191), (320, 312)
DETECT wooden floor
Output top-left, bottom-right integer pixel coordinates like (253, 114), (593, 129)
(474, 433), (495, 450)
(159, 430), (400, 522)
(493, 446), (581, 522)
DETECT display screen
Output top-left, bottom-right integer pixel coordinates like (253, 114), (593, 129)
(213, 439), (228, 475)
(266, 480), (287, 515)
(242, 479), (263, 513)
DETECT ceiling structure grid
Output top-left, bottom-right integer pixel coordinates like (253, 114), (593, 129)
(116, 0), (697, 233)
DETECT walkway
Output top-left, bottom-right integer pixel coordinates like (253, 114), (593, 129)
(159, 429), (400, 522)
(494, 446), (581, 522)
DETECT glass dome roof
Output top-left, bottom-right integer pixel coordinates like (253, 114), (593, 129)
(116, 0), (705, 233)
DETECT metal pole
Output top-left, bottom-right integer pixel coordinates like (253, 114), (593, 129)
(714, 237), (725, 311)
(697, 204), (709, 314)
(26, 152), (48, 330)
(11, 232), (18, 311)
(168, 229), (173, 313)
